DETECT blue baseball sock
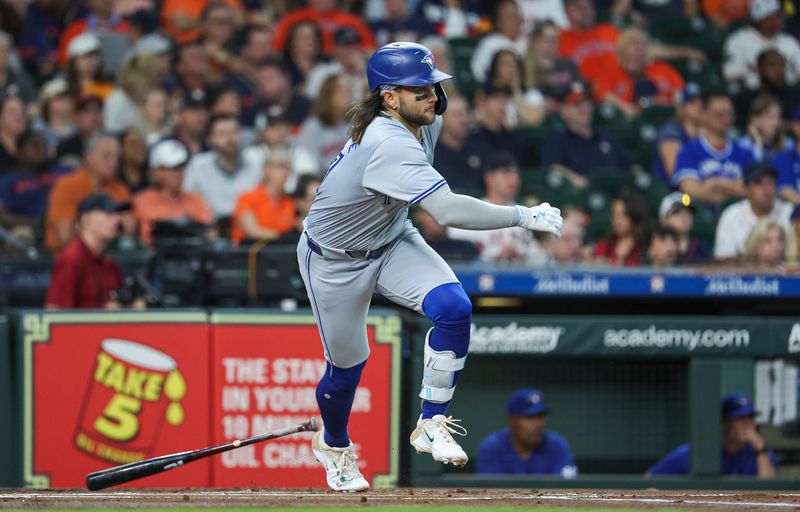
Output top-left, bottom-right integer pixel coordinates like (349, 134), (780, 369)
(420, 283), (472, 419)
(316, 360), (366, 448)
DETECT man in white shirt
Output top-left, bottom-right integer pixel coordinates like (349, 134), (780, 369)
(723, 0), (800, 90)
(183, 114), (261, 220)
(714, 163), (794, 260)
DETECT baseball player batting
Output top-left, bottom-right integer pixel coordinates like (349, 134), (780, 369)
(297, 41), (563, 491)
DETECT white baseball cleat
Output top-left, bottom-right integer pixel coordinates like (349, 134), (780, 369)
(312, 429), (370, 492)
(409, 414), (468, 466)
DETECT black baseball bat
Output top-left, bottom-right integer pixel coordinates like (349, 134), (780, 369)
(86, 417), (318, 490)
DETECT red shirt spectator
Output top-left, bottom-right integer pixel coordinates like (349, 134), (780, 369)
(46, 235), (123, 308)
(45, 193), (128, 309)
(592, 235), (644, 266)
(272, 1), (374, 56)
(591, 188), (650, 267)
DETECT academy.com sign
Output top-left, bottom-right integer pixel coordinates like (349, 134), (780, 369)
(469, 323), (563, 354)
(604, 325), (750, 351)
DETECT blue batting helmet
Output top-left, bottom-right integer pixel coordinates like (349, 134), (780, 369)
(367, 42), (452, 114)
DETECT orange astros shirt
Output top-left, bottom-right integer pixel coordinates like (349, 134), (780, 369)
(231, 185), (297, 244)
(45, 168), (131, 252)
(558, 23), (620, 75)
(589, 59), (685, 106)
(132, 188), (213, 246)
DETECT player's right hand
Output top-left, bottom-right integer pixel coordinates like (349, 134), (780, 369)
(515, 202), (563, 237)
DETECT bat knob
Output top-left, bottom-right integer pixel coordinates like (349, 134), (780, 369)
(308, 417), (319, 432)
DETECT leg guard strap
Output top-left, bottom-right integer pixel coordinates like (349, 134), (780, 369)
(424, 328), (467, 371)
(419, 383), (456, 402)
(419, 328), (461, 403)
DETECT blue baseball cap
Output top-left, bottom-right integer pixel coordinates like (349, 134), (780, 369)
(507, 388), (550, 416)
(677, 82), (701, 103)
(721, 392), (756, 419)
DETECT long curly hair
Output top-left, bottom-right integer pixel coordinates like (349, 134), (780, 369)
(346, 89), (383, 144)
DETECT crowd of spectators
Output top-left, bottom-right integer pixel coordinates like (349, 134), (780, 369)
(1, 0), (800, 281)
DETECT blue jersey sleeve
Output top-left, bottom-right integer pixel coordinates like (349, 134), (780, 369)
(672, 145), (698, 186)
(773, 150), (796, 191)
(475, 433), (507, 474)
(740, 144), (757, 171)
(546, 431), (578, 477)
(657, 120), (685, 143)
(648, 444), (691, 475)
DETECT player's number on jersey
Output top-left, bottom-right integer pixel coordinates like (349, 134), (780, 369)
(324, 143), (358, 179)
(326, 151), (345, 177)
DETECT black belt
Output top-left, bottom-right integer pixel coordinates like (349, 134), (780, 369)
(306, 234), (386, 259)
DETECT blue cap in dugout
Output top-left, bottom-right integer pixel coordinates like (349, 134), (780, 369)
(366, 41), (452, 114)
(507, 388), (551, 416)
(721, 392), (757, 420)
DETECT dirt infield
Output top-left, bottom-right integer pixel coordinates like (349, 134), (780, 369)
(2, 488), (800, 510)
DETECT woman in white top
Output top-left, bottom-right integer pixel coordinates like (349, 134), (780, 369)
(470, 0), (528, 83)
(103, 53), (162, 135)
(739, 93), (793, 162)
(486, 48), (545, 127)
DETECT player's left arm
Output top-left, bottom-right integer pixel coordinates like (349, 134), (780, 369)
(419, 185), (563, 237)
(363, 135), (562, 236)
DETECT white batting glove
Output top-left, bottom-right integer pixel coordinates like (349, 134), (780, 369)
(515, 202), (563, 237)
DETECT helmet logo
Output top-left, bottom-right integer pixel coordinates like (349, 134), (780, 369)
(421, 53), (434, 70)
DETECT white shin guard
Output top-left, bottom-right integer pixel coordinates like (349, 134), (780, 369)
(419, 328), (466, 403)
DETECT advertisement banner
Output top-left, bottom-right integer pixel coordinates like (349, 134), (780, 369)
(455, 268), (800, 297)
(210, 312), (401, 488)
(468, 316), (800, 357)
(21, 312), (211, 488)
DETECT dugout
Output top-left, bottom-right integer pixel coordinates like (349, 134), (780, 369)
(404, 313), (800, 489)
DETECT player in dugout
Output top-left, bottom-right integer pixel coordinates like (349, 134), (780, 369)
(647, 393), (777, 477)
(297, 42), (563, 491)
(476, 388), (577, 477)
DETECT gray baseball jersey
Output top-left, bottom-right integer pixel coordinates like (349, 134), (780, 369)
(298, 113), (459, 368)
(305, 114), (446, 251)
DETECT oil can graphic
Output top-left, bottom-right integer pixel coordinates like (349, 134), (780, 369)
(74, 339), (187, 464)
